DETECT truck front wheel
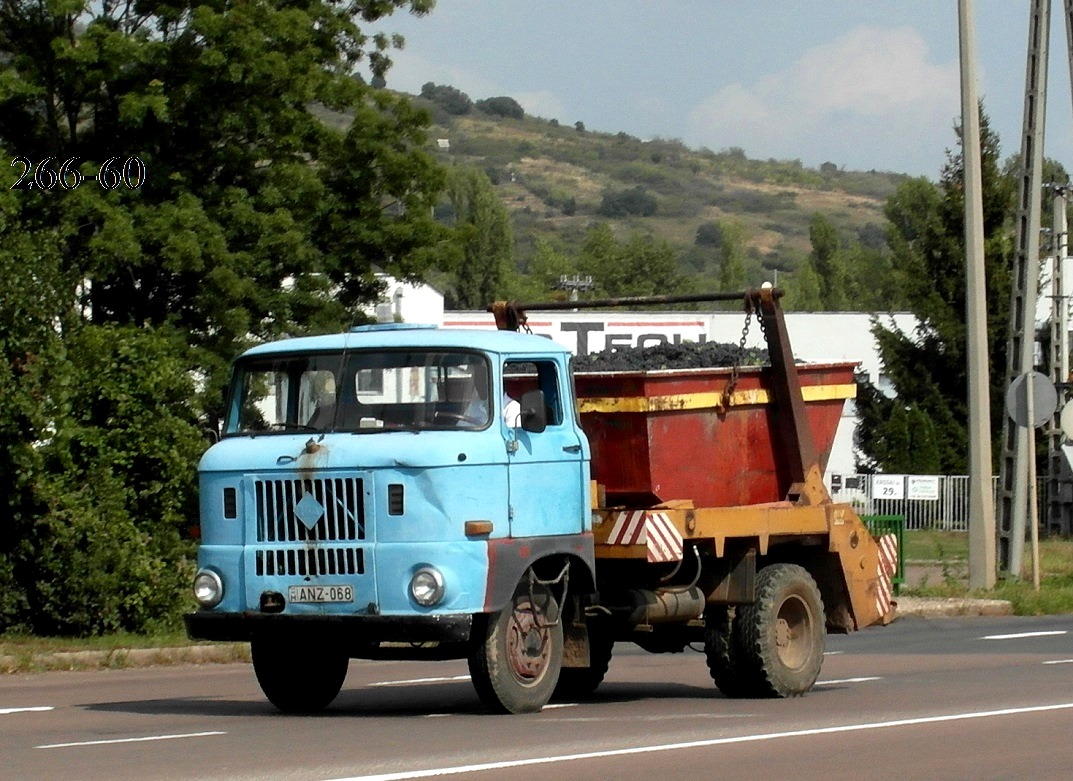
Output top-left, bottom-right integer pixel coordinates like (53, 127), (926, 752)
(251, 635), (349, 713)
(734, 562), (825, 697)
(468, 577), (563, 714)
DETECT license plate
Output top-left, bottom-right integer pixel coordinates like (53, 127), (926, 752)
(288, 584), (354, 603)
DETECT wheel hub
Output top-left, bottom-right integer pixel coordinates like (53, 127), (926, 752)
(775, 595), (812, 670)
(507, 602), (550, 680)
(775, 617), (792, 648)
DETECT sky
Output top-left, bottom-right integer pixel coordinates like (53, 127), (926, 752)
(367, 1), (1073, 179)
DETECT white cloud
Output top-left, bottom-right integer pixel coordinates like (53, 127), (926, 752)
(382, 52), (503, 99)
(514, 90), (568, 122)
(380, 52), (567, 122)
(686, 25), (960, 174)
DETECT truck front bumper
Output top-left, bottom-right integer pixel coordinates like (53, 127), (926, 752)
(185, 611), (474, 647)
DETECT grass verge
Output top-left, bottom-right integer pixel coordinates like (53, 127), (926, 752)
(0, 631), (249, 674)
(902, 529), (1073, 615)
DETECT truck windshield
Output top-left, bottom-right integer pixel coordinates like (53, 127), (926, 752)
(224, 350), (493, 434)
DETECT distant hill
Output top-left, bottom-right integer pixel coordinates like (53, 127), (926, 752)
(410, 91), (911, 283)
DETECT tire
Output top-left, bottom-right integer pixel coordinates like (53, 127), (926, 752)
(552, 623), (613, 701)
(468, 577), (563, 714)
(733, 563), (825, 698)
(703, 605), (752, 698)
(251, 636), (349, 713)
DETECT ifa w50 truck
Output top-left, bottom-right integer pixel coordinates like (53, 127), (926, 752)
(185, 288), (896, 714)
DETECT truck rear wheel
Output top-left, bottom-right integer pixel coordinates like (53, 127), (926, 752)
(552, 623), (613, 701)
(251, 636), (349, 713)
(703, 606), (751, 698)
(734, 563), (825, 697)
(468, 577), (563, 714)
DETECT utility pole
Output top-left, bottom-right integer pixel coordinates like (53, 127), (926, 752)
(960, 0), (996, 589)
(998, 0), (1049, 577)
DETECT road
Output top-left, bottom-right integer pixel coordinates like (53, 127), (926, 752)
(2, 614), (1072, 781)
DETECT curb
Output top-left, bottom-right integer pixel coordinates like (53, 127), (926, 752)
(0, 643), (251, 674)
(894, 596), (1014, 618)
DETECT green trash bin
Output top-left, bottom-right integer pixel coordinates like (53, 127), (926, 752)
(863, 514), (905, 595)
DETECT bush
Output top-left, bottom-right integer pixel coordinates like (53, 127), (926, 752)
(695, 222), (723, 247)
(597, 186), (658, 218)
(28, 469), (194, 636)
(476, 96), (524, 119)
(8, 324), (206, 635)
(420, 82), (472, 115)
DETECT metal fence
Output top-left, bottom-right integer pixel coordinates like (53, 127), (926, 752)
(828, 474), (999, 531)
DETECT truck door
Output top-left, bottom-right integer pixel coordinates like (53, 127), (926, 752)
(503, 358), (588, 538)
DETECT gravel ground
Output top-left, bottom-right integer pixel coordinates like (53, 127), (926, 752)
(573, 341), (768, 372)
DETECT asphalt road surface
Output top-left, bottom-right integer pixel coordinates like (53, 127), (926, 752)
(2, 614), (1072, 781)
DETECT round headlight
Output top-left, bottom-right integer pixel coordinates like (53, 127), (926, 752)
(409, 567), (445, 607)
(193, 569), (224, 608)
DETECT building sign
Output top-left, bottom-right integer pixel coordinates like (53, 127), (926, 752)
(907, 475), (940, 501)
(871, 474), (905, 500)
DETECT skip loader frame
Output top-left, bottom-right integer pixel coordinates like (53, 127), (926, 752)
(492, 287), (896, 702)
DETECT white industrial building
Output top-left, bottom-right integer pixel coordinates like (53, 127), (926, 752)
(369, 280), (917, 476)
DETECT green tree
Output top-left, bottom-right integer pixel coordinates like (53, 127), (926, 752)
(446, 167), (513, 309)
(808, 213), (846, 310)
(718, 220), (748, 295)
(420, 82), (473, 115)
(784, 258), (823, 311)
(476, 96), (524, 119)
(0, 0), (449, 632)
(2, 0), (446, 418)
(0, 182), (67, 628)
(516, 238), (574, 300)
(577, 223), (619, 289)
(855, 112), (1016, 473)
(576, 223), (686, 299)
(611, 233), (685, 297)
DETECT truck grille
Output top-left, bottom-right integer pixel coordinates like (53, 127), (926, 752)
(254, 477), (365, 543)
(256, 547), (364, 577)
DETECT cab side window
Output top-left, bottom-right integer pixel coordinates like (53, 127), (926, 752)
(504, 360), (563, 427)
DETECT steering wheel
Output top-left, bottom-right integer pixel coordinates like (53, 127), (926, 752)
(433, 411), (483, 426)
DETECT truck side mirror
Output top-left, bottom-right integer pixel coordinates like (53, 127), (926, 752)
(519, 389), (547, 433)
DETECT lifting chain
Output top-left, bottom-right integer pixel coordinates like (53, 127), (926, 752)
(722, 295), (756, 410)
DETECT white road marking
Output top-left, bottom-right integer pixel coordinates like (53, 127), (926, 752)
(541, 713), (747, 724)
(1043, 659), (1073, 665)
(823, 651), (844, 656)
(0, 706), (53, 715)
(37, 731), (226, 750)
(424, 702), (576, 718)
(321, 702), (1073, 781)
(980, 630), (1067, 640)
(369, 675), (470, 687)
(815, 677), (881, 686)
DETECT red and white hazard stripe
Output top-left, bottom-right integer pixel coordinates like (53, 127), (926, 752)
(607, 511), (683, 563)
(875, 533), (898, 617)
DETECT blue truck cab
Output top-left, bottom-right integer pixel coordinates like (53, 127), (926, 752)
(185, 323), (596, 713)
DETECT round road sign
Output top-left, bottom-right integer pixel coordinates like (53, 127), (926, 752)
(1005, 371), (1058, 429)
